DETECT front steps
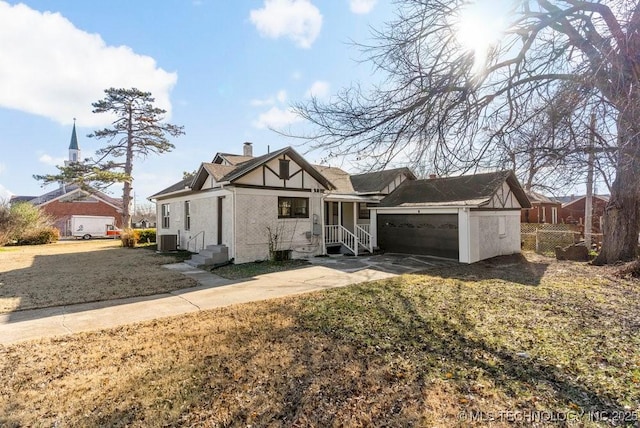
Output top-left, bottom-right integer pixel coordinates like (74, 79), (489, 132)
(185, 245), (229, 268)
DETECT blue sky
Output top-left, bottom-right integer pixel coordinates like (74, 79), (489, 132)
(0, 0), (395, 204)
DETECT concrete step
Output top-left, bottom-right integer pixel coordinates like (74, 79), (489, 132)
(187, 245), (229, 267)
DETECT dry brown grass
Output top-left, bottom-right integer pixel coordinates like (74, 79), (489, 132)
(1, 253), (639, 426)
(0, 240), (197, 313)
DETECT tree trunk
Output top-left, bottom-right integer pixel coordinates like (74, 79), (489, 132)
(122, 105), (134, 229)
(593, 115), (640, 265)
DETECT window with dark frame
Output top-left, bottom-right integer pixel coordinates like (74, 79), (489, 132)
(279, 159), (290, 179)
(278, 197), (309, 218)
(185, 201), (191, 230)
(358, 202), (370, 219)
(161, 204), (170, 229)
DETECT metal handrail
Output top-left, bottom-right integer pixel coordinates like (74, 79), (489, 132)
(185, 230), (205, 253)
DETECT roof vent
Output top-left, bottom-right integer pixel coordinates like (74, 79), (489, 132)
(243, 142), (253, 157)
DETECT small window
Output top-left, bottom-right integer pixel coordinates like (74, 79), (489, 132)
(498, 216), (506, 237)
(161, 203), (170, 229)
(278, 197), (308, 218)
(185, 201), (191, 230)
(358, 202), (370, 219)
(279, 159), (290, 179)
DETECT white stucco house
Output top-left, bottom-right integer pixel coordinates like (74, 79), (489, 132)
(149, 144), (530, 265)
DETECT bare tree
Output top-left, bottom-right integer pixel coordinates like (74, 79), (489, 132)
(294, 0), (640, 264)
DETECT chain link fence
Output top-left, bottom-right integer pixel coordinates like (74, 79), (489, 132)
(521, 223), (588, 255)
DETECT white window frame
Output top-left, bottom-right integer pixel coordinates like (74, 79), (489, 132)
(161, 204), (170, 229)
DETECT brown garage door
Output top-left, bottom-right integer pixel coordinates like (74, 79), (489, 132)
(377, 214), (459, 259)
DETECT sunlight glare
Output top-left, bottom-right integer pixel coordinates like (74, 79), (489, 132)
(454, 0), (508, 74)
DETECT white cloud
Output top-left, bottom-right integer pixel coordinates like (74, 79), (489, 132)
(306, 80), (330, 99)
(249, 0), (323, 49)
(252, 106), (302, 129)
(276, 89), (287, 103)
(349, 0), (377, 14)
(38, 153), (66, 166)
(250, 89), (287, 107)
(0, 2), (177, 127)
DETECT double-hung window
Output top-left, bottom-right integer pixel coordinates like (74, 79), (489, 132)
(161, 204), (170, 229)
(185, 201), (191, 230)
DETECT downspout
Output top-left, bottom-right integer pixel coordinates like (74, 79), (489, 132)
(231, 186), (236, 262)
(321, 191), (326, 256)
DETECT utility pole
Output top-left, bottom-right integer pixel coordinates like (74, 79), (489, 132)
(585, 112), (595, 249)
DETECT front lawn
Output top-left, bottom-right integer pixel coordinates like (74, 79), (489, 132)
(0, 240), (197, 313)
(1, 255), (638, 426)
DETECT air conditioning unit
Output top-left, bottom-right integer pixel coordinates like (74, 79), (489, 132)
(159, 234), (178, 251)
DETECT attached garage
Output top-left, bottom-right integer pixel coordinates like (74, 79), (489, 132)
(377, 213), (459, 259)
(370, 171), (531, 263)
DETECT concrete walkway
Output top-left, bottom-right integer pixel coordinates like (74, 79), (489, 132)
(0, 261), (398, 346)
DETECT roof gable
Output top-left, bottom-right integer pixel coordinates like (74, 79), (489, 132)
(25, 184), (123, 211)
(560, 194), (609, 208)
(212, 153), (254, 166)
(378, 170), (531, 209)
(193, 147), (335, 191)
(524, 189), (561, 205)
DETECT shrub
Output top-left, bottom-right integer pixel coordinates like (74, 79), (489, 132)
(0, 203), (11, 246)
(0, 201), (56, 246)
(16, 227), (60, 245)
(120, 228), (141, 248)
(136, 228), (156, 243)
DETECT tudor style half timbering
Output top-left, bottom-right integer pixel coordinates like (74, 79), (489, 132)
(151, 145), (530, 265)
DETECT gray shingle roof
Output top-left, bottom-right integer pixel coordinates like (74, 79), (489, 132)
(148, 177), (193, 199)
(378, 170), (531, 208)
(350, 167), (416, 193)
(9, 195), (38, 204)
(19, 184), (123, 209)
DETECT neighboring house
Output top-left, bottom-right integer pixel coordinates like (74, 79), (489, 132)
(131, 215), (156, 229)
(10, 184), (124, 236)
(521, 190), (562, 224)
(557, 195), (609, 233)
(9, 123), (124, 235)
(150, 144), (530, 264)
(370, 171), (531, 263)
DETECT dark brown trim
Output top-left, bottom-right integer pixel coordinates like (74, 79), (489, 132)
(231, 184), (313, 192)
(264, 164), (278, 177)
(262, 165), (266, 186)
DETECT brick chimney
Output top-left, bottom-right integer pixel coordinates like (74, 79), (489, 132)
(243, 142), (253, 157)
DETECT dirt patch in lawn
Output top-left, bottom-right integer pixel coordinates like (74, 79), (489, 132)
(0, 254), (638, 426)
(0, 240), (197, 313)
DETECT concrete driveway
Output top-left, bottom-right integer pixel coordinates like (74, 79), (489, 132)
(0, 253), (458, 346)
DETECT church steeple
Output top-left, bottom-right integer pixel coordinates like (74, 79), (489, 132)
(66, 118), (80, 165)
